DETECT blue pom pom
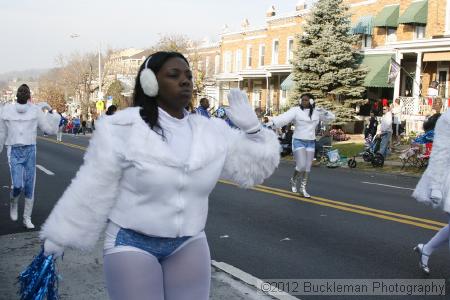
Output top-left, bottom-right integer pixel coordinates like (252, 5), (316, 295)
(17, 248), (59, 300)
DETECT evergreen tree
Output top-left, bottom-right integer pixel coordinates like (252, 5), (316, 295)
(105, 80), (125, 108)
(291, 0), (368, 124)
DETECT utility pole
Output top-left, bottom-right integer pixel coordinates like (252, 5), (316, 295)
(98, 44), (102, 100)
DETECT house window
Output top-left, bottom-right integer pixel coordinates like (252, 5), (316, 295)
(246, 45), (252, 68)
(272, 40), (279, 64)
(214, 55), (220, 74)
(386, 28), (397, 43)
(287, 38), (294, 63)
(362, 35), (372, 48)
(235, 49), (242, 72)
(224, 51), (232, 73)
(415, 25), (426, 39)
(259, 44), (265, 67)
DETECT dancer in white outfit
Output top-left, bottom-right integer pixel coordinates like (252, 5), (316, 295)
(40, 52), (280, 300)
(0, 84), (59, 229)
(412, 110), (450, 275)
(267, 93), (335, 197)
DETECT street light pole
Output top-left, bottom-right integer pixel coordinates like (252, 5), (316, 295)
(98, 44), (102, 99)
(70, 34), (102, 99)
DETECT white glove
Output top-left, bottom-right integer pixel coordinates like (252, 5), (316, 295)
(36, 102), (52, 112)
(225, 89), (261, 133)
(44, 239), (64, 258)
(430, 189), (443, 206)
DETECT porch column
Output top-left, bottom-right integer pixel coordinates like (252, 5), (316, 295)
(413, 51), (422, 98)
(394, 52), (402, 99)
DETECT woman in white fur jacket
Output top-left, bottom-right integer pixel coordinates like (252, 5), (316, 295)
(0, 84), (60, 229)
(40, 52), (280, 300)
(412, 110), (449, 275)
(266, 93), (335, 197)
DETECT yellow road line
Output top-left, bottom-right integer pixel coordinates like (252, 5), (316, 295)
(38, 136), (87, 151)
(37, 137), (443, 231)
(255, 185), (446, 227)
(219, 180), (443, 231)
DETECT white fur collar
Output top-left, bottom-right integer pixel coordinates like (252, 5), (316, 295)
(111, 107), (226, 171)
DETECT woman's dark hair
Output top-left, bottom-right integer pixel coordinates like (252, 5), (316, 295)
(299, 92), (315, 119)
(16, 84), (31, 104)
(105, 105), (117, 116)
(423, 113), (441, 132)
(133, 51), (190, 134)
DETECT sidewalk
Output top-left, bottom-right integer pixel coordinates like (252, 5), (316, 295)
(0, 232), (288, 300)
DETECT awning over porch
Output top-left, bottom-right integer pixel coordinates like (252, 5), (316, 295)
(423, 52), (450, 62)
(351, 16), (374, 35)
(360, 54), (395, 88)
(280, 73), (294, 91)
(373, 5), (399, 27)
(398, 0), (428, 25)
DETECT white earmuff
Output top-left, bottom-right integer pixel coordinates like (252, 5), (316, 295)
(309, 98), (315, 105)
(140, 56), (159, 97)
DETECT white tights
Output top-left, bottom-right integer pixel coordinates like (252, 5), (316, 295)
(293, 148), (315, 172)
(103, 236), (211, 300)
(423, 222), (450, 256)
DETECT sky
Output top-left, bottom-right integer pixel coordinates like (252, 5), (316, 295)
(0, 0), (299, 74)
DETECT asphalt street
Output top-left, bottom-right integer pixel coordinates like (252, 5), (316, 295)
(1, 133), (449, 299)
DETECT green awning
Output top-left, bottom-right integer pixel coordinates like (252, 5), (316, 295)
(398, 0), (428, 24)
(351, 16), (374, 35)
(374, 5), (399, 27)
(281, 73), (294, 91)
(360, 54), (395, 88)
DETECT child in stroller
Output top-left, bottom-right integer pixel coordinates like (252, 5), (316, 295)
(399, 113), (440, 169)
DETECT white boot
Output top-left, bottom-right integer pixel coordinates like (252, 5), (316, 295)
(10, 195), (19, 221)
(290, 170), (301, 193)
(23, 198), (35, 229)
(299, 172), (311, 198)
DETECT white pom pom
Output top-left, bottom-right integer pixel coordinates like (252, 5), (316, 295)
(140, 69), (158, 97)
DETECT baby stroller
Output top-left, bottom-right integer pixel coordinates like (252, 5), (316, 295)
(318, 146), (357, 168)
(361, 134), (385, 167)
(399, 131), (434, 169)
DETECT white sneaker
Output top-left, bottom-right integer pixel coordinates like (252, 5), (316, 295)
(23, 218), (35, 229)
(10, 196), (18, 221)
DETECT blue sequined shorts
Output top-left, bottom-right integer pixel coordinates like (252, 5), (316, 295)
(292, 138), (315, 151)
(114, 228), (191, 261)
(103, 222), (201, 261)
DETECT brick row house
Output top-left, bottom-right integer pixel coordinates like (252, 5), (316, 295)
(348, 0), (450, 130)
(189, 0), (450, 128)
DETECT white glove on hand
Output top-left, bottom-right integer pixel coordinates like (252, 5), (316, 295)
(36, 102), (52, 112)
(44, 239), (64, 258)
(225, 89), (261, 133)
(430, 189), (443, 206)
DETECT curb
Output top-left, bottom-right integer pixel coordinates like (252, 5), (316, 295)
(211, 260), (298, 300)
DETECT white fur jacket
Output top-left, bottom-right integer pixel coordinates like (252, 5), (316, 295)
(413, 110), (450, 212)
(40, 107), (280, 250)
(272, 107), (335, 140)
(0, 102), (60, 153)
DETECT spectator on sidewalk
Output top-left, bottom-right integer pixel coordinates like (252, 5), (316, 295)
(40, 52), (279, 300)
(0, 84), (59, 229)
(391, 98), (403, 146)
(364, 111), (378, 141)
(377, 105), (393, 158)
(57, 112), (67, 142)
(72, 117), (80, 135)
(196, 98), (211, 118)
